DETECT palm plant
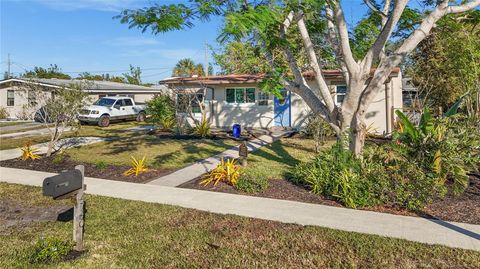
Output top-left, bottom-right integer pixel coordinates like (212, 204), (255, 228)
(172, 58), (205, 77)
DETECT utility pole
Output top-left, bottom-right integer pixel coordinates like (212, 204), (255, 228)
(204, 41), (208, 76)
(7, 53), (11, 79)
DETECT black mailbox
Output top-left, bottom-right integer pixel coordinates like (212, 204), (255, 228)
(43, 169), (83, 199)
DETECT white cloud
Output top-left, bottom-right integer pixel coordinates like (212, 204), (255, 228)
(16, 0), (147, 12)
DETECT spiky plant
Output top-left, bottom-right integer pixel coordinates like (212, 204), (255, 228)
(20, 142), (41, 161)
(200, 158), (241, 186)
(124, 156), (148, 176)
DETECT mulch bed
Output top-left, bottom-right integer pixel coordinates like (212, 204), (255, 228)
(150, 129), (266, 141)
(181, 173), (480, 225)
(0, 155), (174, 183)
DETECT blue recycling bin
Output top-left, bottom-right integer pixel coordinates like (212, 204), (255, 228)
(232, 124), (241, 138)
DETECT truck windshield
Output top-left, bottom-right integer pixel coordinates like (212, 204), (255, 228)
(93, 98), (115, 107)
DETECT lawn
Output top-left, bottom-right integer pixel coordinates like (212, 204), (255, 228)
(0, 122), (147, 150)
(65, 135), (237, 169)
(241, 136), (332, 180)
(1, 183), (478, 268)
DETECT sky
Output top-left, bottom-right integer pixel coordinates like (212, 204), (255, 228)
(1, 0), (371, 84)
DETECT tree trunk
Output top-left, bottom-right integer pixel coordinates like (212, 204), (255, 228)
(46, 140), (55, 157)
(349, 112), (366, 157)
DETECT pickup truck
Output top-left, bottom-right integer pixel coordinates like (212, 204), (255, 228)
(78, 96), (147, 127)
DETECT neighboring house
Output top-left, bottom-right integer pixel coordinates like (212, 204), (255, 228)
(160, 69), (403, 134)
(0, 78), (168, 119)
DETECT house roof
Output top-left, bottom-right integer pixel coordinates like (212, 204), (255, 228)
(159, 68), (401, 85)
(0, 78), (168, 93)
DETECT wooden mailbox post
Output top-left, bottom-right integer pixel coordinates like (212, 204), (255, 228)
(43, 165), (86, 251)
(238, 141), (248, 167)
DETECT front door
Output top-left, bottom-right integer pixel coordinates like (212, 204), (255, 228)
(274, 89), (291, 127)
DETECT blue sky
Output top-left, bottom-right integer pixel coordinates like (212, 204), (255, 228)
(1, 0), (370, 84)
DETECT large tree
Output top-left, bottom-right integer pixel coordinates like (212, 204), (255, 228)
(22, 64), (71, 79)
(172, 58), (205, 77)
(117, 0), (480, 157)
(406, 11), (480, 112)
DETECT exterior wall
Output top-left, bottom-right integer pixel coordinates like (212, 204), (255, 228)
(209, 83), (274, 129)
(197, 74), (403, 134)
(0, 85), (50, 119)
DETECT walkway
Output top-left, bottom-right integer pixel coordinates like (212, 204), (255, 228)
(0, 137), (106, 161)
(1, 166), (479, 251)
(0, 121), (40, 132)
(147, 131), (290, 187)
(0, 126), (72, 139)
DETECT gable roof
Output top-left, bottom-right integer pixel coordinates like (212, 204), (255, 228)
(160, 68), (401, 86)
(0, 78), (167, 93)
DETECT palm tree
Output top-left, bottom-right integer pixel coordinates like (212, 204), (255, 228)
(172, 58), (205, 77)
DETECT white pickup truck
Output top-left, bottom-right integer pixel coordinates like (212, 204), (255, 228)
(78, 96), (147, 127)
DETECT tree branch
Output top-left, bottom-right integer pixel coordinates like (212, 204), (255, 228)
(330, 1), (359, 73)
(297, 13), (337, 113)
(363, 0), (387, 19)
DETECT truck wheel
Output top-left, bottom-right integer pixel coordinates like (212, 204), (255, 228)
(98, 115), (110, 127)
(136, 112), (146, 122)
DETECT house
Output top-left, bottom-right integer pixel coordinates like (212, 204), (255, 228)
(0, 78), (167, 119)
(160, 69), (403, 134)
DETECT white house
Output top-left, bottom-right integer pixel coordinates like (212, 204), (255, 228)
(0, 78), (168, 119)
(160, 69), (403, 134)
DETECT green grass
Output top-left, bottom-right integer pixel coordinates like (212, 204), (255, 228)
(0, 122), (146, 150)
(243, 137), (333, 180)
(66, 135), (237, 169)
(0, 121), (28, 127)
(1, 183), (478, 268)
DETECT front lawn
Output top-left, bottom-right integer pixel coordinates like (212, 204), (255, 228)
(1, 182), (478, 268)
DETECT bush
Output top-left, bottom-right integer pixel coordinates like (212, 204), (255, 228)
(95, 160), (108, 170)
(146, 95), (175, 130)
(236, 171), (269, 193)
(193, 117), (211, 137)
(159, 116), (176, 131)
(0, 106), (8, 119)
(201, 158), (241, 186)
(124, 156), (148, 176)
(293, 143), (381, 208)
(29, 237), (73, 264)
(301, 114), (336, 152)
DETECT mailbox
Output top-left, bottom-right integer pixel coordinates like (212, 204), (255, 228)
(43, 169), (83, 199)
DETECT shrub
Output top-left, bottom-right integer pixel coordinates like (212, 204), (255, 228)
(124, 156), (148, 176)
(95, 160), (108, 170)
(301, 114), (336, 152)
(20, 142), (41, 161)
(29, 237), (73, 264)
(201, 158), (241, 186)
(159, 116), (176, 131)
(236, 171), (269, 193)
(193, 117), (211, 137)
(0, 106), (8, 119)
(292, 143), (381, 208)
(146, 95), (175, 127)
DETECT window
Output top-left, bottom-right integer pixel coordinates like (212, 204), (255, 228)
(226, 88), (256, 104)
(177, 93), (203, 113)
(7, 90), (14, 106)
(124, 99), (133, 106)
(114, 99), (125, 107)
(335, 85), (347, 104)
(258, 92), (269, 106)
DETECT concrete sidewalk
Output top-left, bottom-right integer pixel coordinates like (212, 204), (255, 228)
(0, 137), (106, 161)
(0, 126), (73, 139)
(1, 166), (479, 251)
(147, 131), (290, 187)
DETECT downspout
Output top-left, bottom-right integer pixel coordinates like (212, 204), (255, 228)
(385, 81), (391, 134)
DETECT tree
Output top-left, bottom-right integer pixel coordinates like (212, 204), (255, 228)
(23, 81), (90, 156)
(22, 64), (71, 79)
(123, 64), (142, 85)
(117, 0), (480, 157)
(172, 58), (205, 77)
(406, 11), (480, 113)
(213, 41), (271, 74)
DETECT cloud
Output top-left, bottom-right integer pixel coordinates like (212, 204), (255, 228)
(103, 37), (163, 47)
(18, 0), (147, 12)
